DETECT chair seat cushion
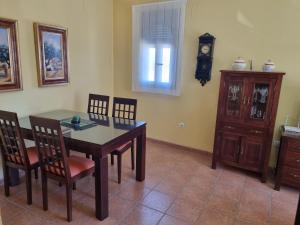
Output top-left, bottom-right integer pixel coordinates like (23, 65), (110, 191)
(10, 147), (39, 166)
(27, 147), (39, 165)
(112, 141), (132, 155)
(68, 155), (95, 178)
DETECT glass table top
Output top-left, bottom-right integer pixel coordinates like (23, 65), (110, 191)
(19, 110), (146, 146)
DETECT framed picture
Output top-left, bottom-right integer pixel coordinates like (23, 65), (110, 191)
(34, 23), (69, 87)
(0, 18), (22, 92)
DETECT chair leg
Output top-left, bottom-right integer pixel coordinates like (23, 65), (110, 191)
(111, 154), (114, 165)
(41, 172), (48, 211)
(66, 183), (72, 222)
(131, 145), (135, 170)
(117, 155), (122, 184)
(73, 182), (76, 190)
(25, 170), (32, 205)
(34, 168), (38, 180)
(3, 165), (10, 197)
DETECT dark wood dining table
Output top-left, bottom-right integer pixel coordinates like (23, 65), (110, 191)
(19, 109), (147, 221)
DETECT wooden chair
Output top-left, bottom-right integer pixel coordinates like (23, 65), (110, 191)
(29, 116), (94, 222)
(87, 93), (109, 116)
(111, 97), (137, 184)
(86, 93), (110, 159)
(0, 110), (39, 205)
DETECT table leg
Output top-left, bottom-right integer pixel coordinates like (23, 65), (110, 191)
(136, 126), (146, 181)
(94, 156), (108, 220)
(295, 194), (300, 225)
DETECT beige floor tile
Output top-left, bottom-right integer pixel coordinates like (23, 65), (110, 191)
(0, 140), (298, 225)
(213, 182), (243, 201)
(122, 205), (163, 225)
(158, 214), (191, 225)
(271, 200), (297, 225)
(118, 182), (151, 202)
(141, 190), (175, 212)
(238, 203), (270, 225)
(195, 209), (235, 225)
(206, 194), (239, 214)
(166, 198), (203, 223)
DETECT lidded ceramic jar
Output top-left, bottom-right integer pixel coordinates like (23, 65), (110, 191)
(262, 60), (275, 72)
(232, 57), (247, 71)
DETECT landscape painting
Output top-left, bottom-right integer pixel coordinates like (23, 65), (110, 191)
(0, 27), (12, 83)
(42, 31), (64, 80)
(34, 23), (69, 87)
(0, 18), (22, 92)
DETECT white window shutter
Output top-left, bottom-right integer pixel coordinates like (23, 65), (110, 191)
(132, 0), (187, 96)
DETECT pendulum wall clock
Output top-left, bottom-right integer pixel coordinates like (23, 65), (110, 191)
(195, 33), (216, 86)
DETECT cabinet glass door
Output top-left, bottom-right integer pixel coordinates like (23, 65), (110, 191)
(245, 79), (274, 126)
(222, 77), (245, 122)
(250, 83), (270, 120)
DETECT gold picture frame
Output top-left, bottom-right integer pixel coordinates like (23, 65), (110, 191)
(0, 18), (22, 92)
(34, 23), (69, 87)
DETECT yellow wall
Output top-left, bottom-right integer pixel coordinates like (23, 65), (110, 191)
(1, 0), (300, 176)
(114, 0), (300, 166)
(0, 0), (114, 116)
(0, 0), (114, 178)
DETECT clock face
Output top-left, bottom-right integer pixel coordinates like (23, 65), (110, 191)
(201, 45), (210, 55)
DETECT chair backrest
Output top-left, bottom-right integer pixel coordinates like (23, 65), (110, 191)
(112, 97), (137, 120)
(87, 94), (110, 116)
(29, 116), (70, 178)
(0, 110), (29, 167)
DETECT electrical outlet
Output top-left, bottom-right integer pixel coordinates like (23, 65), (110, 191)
(178, 122), (185, 128)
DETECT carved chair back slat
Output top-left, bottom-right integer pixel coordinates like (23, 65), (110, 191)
(0, 110), (28, 166)
(112, 97), (137, 120)
(88, 94), (110, 116)
(30, 116), (70, 178)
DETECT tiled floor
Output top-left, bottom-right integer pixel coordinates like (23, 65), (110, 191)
(0, 140), (298, 225)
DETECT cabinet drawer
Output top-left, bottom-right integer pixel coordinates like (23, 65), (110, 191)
(220, 124), (247, 135)
(281, 166), (300, 186)
(287, 139), (300, 152)
(221, 125), (241, 133)
(284, 150), (300, 168)
(247, 128), (265, 137)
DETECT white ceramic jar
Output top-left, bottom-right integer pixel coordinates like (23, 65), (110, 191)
(232, 57), (247, 71)
(262, 60), (275, 72)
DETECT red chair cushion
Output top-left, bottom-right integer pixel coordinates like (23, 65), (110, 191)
(27, 147), (39, 165)
(68, 155), (94, 178)
(9, 147), (39, 166)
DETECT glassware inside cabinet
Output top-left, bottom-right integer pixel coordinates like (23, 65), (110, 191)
(250, 84), (270, 120)
(226, 82), (243, 117)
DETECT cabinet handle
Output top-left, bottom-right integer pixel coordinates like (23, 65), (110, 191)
(225, 126), (234, 130)
(296, 159), (300, 163)
(243, 97), (246, 105)
(247, 97), (251, 104)
(240, 146), (244, 155)
(236, 145), (240, 155)
(290, 173), (300, 178)
(250, 130), (263, 134)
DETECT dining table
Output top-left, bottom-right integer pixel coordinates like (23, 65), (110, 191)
(19, 109), (147, 221)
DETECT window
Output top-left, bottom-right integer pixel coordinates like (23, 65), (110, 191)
(132, 0), (187, 96)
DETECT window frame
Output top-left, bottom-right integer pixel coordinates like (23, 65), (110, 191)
(132, 0), (187, 96)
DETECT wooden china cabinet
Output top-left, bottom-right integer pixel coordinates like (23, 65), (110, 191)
(212, 70), (285, 182)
